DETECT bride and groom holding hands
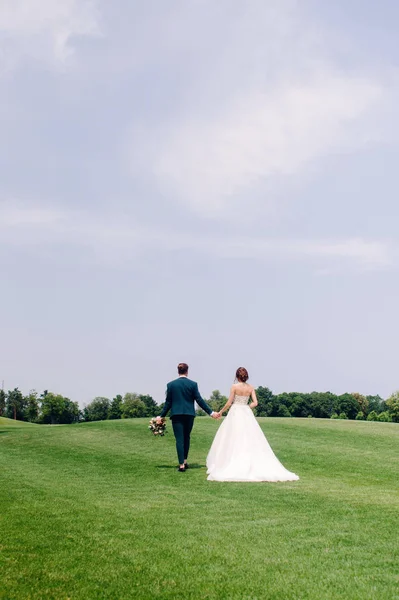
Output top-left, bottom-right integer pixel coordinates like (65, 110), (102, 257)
(156, 363), (299, 482)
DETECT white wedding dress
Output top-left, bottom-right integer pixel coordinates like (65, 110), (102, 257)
(206, 395), (299, 482)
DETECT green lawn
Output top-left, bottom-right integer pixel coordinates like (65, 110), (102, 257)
(0, 416), (398, 600)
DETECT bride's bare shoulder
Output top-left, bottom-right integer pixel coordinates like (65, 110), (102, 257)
(231, 383), (243, 394)
(232, 383), (253, 394)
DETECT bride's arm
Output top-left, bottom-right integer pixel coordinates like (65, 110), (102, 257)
(249, 388), (258, 410)
(218, 386), (235, 416)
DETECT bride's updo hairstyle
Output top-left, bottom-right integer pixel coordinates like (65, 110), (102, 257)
(236, 367), (249, 383)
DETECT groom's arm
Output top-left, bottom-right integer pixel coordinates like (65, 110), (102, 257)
(159, 385), (172, 418)
(193, 384), (213, 416)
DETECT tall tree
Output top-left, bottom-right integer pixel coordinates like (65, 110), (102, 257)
(108, 394), (123, 420)
(288, 394), (311, 418)
(0, 389), (5, 416)
(24, 390), (39, 422)
(40, 392), (68, 425)
(139, 394), (158, 417)
(59, 398), (80, 424)
(366, 395), (385, 414)
(6, 388), (25, 420)
(334, 394), (359, 420)
(208, 390), (228, 411)
(386, 391), (399, 423)
(122, 393), (147, 418)
(196, 390), (228, 416)
(277, 405), (291, 417)
(352, 393), (369, 416)
(309, 392), (336, 418)
(273, 393), (292, 416)
(83, 397), (110, 422)
(254, 387), (275, 417)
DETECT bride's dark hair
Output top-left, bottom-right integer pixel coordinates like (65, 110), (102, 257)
(236, 367), (249, 383)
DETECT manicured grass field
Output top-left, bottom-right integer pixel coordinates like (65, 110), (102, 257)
(0, 416), (398, 600)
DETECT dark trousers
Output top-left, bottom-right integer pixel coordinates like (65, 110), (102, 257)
(171, 415), (195, 465)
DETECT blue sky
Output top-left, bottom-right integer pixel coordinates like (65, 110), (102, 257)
(1, 0), (399, 406)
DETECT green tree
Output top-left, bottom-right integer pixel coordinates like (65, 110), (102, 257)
(83, 397), (110, 422)
(24, 390), (39, 422)
(40, 392), (67, 425)
(6, 388), (26, 420)
(334, 394), (359, 420)
(309, 392), (336, 418)
(352, 393), (369, 417)
(377, 411), (392, 422)
(255, 387), (275, 417)
(288, 394), (311, 418)
(59, 398), (80, 424)
(386, 391), (399, 423)
(277, 405), (291, 417)
(208, 390), (228, 412)
(0, 389), (5, 416)
(139, 394), (158, 417)
(196, 390), (228, 416)
(122, 393), (147, 418)
(366, 395), (385, 414)
(108, 394), (123, 420)
(367, 410), (378, 422)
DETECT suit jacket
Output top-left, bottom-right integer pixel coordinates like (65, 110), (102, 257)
(160, 377), (212, 418)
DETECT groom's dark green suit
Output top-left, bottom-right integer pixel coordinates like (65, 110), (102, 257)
(160, 376), (213, 465)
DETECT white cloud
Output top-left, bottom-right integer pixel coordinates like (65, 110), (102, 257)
(125, 1), (394, 219)
(0, 0), (100, 68)
(0, 1), (397, 274)
(137, 70), (383, 217)
(1, 202), (394, 271)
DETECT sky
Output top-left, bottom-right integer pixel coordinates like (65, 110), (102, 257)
(1, 0), (399, 406)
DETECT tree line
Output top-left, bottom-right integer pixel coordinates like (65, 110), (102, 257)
(0, 389), (80, 424)
(198, 388), (399, 423)
(1, 387), (399, 425)
(0, 390), (159, 424)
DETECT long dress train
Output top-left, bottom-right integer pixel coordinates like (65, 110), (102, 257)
(206, 395), (299, 482)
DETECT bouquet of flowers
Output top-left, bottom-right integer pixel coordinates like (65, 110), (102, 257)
(148, 417), (167, 437)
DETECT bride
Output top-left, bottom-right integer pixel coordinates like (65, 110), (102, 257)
(206, 367), (299, 482)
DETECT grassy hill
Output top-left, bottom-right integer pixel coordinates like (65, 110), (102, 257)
(0, 417), (398, 599)
(0, 416), (38, 427)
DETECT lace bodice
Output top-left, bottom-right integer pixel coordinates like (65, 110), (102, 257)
(233, 395), (250, 405)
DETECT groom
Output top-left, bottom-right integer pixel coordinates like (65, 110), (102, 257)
(157, 363), (219, 472)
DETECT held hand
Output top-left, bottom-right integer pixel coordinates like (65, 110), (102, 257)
(211, 412), (219, 419)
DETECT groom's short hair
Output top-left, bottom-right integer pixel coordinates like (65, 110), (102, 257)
(177, 363), (189, 375)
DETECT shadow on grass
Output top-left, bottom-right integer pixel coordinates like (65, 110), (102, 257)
(156, 463), (206, 469)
